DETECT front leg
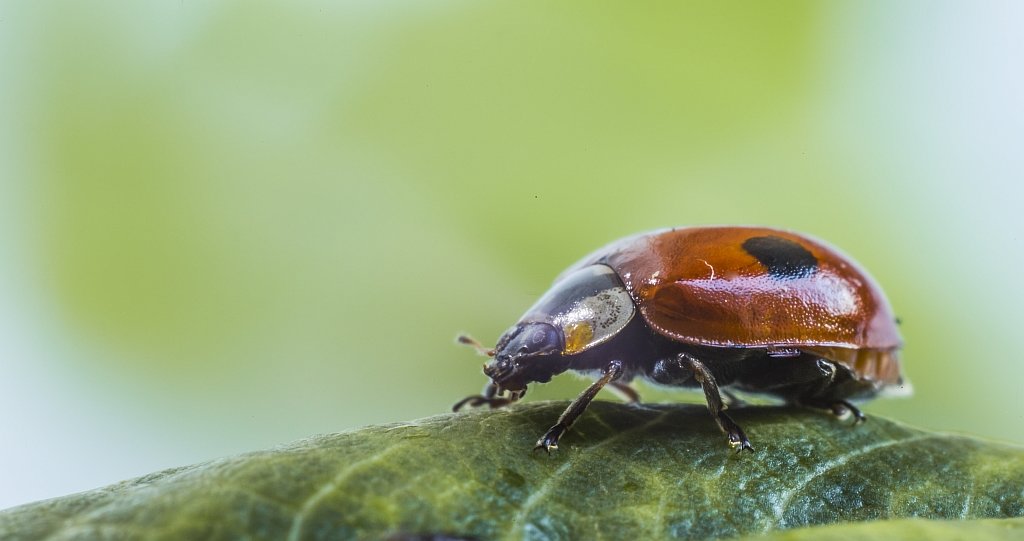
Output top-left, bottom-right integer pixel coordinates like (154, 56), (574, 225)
(452, 382), (524, 411)
(534, 360), (624, 453)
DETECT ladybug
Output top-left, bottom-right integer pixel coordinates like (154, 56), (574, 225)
(453, 226), (906, 453)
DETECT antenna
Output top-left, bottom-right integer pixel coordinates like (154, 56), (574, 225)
(456, 334), (495, 357)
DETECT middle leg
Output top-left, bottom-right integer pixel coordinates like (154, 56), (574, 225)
(744, 356), (868, 424)
(654, 353), (754, 452)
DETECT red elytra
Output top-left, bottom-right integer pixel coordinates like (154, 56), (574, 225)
(454, 226), (906, 453)
(576, 226), (902, 385)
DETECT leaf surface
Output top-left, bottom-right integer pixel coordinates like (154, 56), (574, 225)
(731, 517), (1024, 541)
(2, 402), (1022, 540)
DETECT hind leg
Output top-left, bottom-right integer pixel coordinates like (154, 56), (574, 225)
(793, 360), (868, 423)
(800, 397), (866, 423)
(740, 356), (867, 423)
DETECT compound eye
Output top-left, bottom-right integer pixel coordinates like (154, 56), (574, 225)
(531, 326), (555, 346)
(494, 322), (562, 363)
(517, 324), (562, 357)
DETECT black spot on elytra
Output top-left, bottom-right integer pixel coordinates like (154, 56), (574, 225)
(742, 236), (818, 279)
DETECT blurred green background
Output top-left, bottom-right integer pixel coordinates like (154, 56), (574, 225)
(1, 2), (1022, 509)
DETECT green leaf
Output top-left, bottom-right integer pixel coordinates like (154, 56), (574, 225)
(732, 517), (1024, 541)
(2, 402), (1023, 540)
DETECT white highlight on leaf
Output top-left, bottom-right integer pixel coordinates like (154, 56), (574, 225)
(770, 433), (941, 528)
(960, 482), (974, 519)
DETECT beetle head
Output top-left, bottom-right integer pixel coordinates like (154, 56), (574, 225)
(464, 264), (635, 398)
(483, 322), (569, 392)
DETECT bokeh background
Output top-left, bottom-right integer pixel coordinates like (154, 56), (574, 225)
(2, 2), (1022, 510)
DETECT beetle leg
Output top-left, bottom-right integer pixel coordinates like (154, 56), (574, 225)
(678, 353), (754, 453)
(609, 381), (641, 404)
(790, 360), (867, 424)
(844, 401), (867, 424)
(721, 389), (747, 408)
(827, 400), (867, 424)
(800, 397), (867, 424)
(452, 394), (519, 411)
(452, 382), (523, 411)
(737, 356), (837, 391)
(534, 360), (624, 453)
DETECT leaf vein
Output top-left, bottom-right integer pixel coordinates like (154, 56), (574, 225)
(770, 433), (941, 528)
(505, 409), (675, 541)
(286, 443), (406, 541)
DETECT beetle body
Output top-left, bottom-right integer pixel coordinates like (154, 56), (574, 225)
(454, 226), (906, 452)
